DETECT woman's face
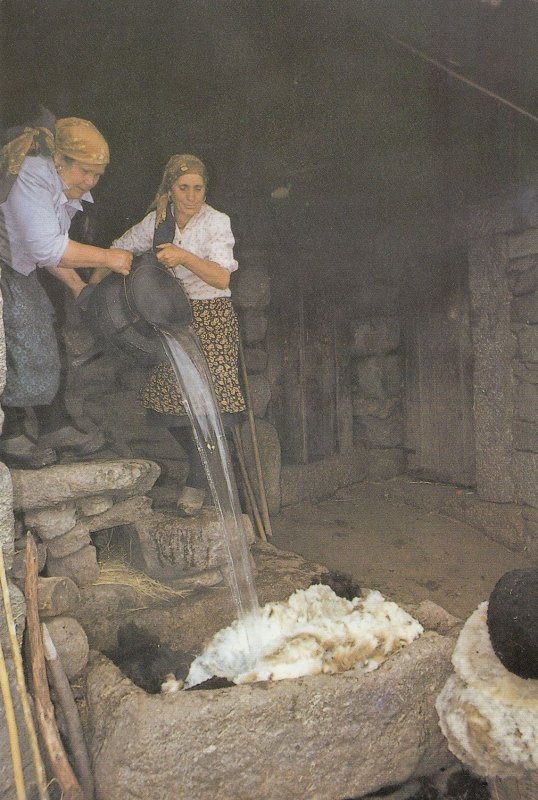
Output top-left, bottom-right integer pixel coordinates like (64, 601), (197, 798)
(56, 157), (106, 200)
(170, 173), (206, 223)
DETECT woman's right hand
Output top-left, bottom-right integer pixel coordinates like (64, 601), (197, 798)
(106, 248), (133, 275)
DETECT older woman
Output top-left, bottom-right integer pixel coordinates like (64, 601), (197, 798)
(112, 154), (245, 514)
(0, 116), (133, 467)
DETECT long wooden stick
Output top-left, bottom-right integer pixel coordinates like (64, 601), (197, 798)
(0, 546), (49, 799)
(0, 634), (26, 799)
(24, 535), (84, 800)
(43, 625), (95, 800)
(238, 338), (273, 538)
(231, 427), (267, 542)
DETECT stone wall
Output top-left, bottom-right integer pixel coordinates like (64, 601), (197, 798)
(506, 230), (538, 557)
(449, 195), (538, 556)
(350, 317), (405, 480)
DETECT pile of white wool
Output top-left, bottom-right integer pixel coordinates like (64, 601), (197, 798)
(436, 602), (538, 778)
(185, 583), (423, 687)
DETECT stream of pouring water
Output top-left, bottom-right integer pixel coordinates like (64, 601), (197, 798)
(160, 326), (260, 645)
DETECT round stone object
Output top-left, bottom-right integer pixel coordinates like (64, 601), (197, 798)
(487, 568), (538, 679)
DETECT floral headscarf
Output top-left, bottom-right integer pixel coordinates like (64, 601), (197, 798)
(0, 116), (109, 203)
(149, 154), (208, 229)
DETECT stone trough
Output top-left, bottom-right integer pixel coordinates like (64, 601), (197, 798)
(8, 458), (460, 800)
(86, 623), (456, 800)
(80, 545), (460, 800)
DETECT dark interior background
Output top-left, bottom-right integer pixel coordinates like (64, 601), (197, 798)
(2, 0), (538, 283)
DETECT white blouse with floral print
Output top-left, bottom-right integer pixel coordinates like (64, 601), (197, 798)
(111, 203), (238, 300)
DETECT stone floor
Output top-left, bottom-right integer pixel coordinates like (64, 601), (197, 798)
(270, 478), (532, 620)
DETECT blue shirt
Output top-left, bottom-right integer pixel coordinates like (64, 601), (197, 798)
(0, 154), (93, 275)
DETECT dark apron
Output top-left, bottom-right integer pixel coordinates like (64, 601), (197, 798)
(0, 261), (61, 406)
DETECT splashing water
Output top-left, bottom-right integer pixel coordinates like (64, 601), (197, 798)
(160, 326), (260, 644)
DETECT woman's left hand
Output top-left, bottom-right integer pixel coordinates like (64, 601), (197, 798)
(156, 243), (184, 269)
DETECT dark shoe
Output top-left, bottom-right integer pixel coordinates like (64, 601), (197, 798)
(0, 434), (57, 469)
(38, 425), (107, 456)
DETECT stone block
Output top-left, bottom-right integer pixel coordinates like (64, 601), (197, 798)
(352, 354), (402, 400)
(242, 347), (268, 374)
(45, 616), (89, 680)
(352, 395), (400, 419)
(240, 309), (268, 344)
(77, 495), (114, 517)
(367, 447), (405, 480)
(354, 414), (404, 448)
(233, 266), (270, 308)
(508, 228), (538, 260)
(82, 495), (154, 533)
(440, 497), (526, 553)
(468, 235), (515, 502)
(24, 502), (77, 540)
(0, 463), (14, 569)
(117, 365), (150, 391)
(411, 600), (461, 636)
(10, 540), (47, 585)
(45, 523), (91, 559)
(134, 509), (255, 581)
(153, 459), (189, 485)
(11, 459), (161, 510)
(350, 318), (400, 357)
(511, 293), (538, 325)
(513, 420), (538, 452)
(514, 380), (538, 422)
(47, 544), (100, 588)
(507, 262), (538, 295)
(281, 446), (367, 508)
(513, 452), (538, 507)
(7, 580), (26, 645)
(245, 373), (271, 418)
(517, 327), (538, 363)
(521, 518), (538, 560)
(239, 418), (281, 515)
(512, 359), (538, 384)
(38, 576), (80, 618)
(86, 631), (455, 800)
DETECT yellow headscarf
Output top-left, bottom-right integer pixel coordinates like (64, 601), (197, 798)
(54, 117), (109, 165)
(149, 154), (208, 228)
(0, 126), (54, 178)
(0, 116), (109, 186)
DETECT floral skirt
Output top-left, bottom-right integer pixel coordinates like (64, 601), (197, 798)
(142, 297), (246, 417)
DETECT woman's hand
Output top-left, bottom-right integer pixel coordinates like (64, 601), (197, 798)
(105, 248), (133, 275)
(156, 243), (184, 269)
(156, 243), (230, 290)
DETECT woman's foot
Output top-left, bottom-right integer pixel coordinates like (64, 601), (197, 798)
(0, 434), (57, 469)
(177, 486), (206, 517)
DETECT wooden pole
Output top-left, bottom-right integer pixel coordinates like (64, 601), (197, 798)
(0, 634), (26, 800)
(238, 338), (273, 539)
(231, 427), (267, 542)
(43, 625), (95, 800)
(0, 546), (49, 799)
(24, 534), (84, 800)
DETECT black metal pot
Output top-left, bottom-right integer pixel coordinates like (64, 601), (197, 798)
(83, 250), (192, 366)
